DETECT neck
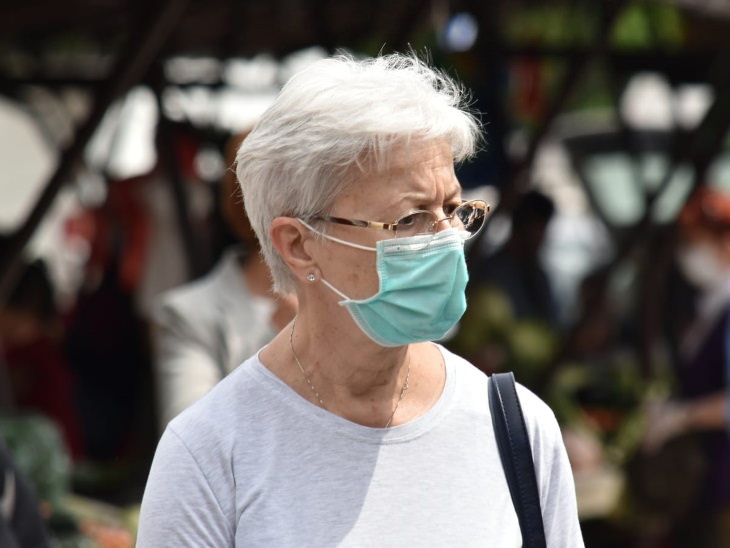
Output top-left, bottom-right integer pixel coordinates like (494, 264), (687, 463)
(285, 312), (415, 427)
(293, 310), (409, 398)
(260, 293), (446, 428)
(291, 315), (412, 427)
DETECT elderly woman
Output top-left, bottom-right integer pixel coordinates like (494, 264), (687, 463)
(137, 53), (583, 547)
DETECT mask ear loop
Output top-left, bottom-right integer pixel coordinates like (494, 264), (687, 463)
(297, 219), (378, 303)
(297, 219), (377, 252)
(319, 278), (352, 302)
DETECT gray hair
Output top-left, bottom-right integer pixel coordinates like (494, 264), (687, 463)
(235, 51), (481, 294)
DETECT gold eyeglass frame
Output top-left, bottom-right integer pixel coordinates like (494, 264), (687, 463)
(311, 199), (491, 238)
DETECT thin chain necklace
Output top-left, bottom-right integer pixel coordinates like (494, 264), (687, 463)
(289, 316), (411, 428)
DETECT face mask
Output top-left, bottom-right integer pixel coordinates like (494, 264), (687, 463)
(677, 242), (730, 290)
(300, 221), (470, 346)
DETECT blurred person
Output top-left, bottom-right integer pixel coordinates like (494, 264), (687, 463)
(152, 132), (297, 430)
(0, 250), (83, 459)
(473, 189), (558, 327)
(643, 186), (730, 546)
(447, 190), (559, 385)
(135, 123), (213, 319)
(137, 52), (583, 546)
(63, 179), (152, 462)
(63, 124), (216, 462)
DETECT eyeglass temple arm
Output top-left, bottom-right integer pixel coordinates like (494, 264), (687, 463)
(316, 215), (397, 231)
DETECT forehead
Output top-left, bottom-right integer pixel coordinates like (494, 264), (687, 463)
(335, 140), (460, 215)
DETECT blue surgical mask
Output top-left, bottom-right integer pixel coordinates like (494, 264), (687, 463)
(299, 221), (469, 346)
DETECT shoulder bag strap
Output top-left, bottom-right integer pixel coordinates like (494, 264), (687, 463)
(489, 372), (547, 548)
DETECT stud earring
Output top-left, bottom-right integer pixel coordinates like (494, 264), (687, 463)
(306, 273), (316, 282)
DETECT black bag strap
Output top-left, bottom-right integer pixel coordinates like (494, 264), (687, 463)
(489, 372), (547, 548)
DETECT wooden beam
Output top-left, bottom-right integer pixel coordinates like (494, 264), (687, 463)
(535, 51), (730, 392)
(151, 79), (209, 281)
(0, 0), (191, 305)
(467, 0), (628, 265)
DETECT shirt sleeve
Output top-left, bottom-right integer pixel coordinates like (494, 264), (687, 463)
(518, 385), (585, 548)
(136, 427), (233, 547)
(153, 303), (224, 431)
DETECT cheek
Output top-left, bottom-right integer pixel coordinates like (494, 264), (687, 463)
(325, 249), (380, 300)
(347, 256), (380, 298)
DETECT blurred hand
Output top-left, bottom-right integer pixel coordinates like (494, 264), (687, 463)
(271, 294), (298, 330)
(642, 399), (691, 454)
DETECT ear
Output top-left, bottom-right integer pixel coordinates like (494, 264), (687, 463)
(270, 217), (320, 283)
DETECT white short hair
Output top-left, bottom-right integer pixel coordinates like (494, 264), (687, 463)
(235, 51), (481, 294)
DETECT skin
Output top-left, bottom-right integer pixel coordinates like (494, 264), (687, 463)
(261, 139), (462, 428)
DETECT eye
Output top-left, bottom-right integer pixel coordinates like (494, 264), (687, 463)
(397, 213), (419, 227)
(443, 202), (461, 216)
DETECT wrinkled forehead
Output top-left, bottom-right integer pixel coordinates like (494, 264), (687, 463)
(332, 139), (460, 216)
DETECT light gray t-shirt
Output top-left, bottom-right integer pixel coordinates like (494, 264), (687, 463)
(136, 345), (583, 547)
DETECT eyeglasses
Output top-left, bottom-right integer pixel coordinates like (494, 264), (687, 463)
(312, 199), (490, 241)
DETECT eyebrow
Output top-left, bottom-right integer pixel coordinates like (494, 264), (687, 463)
(445, 184), (462, 201)
(378, 167), (462, 216)
(407, 185), (462, 209)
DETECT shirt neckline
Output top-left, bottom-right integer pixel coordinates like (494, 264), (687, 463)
(248, 344), (456, 444)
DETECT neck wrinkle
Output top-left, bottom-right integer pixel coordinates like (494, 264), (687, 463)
(293, 309), (409, 402)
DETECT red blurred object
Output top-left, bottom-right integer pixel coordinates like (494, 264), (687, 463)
(2, 335), (84, 458)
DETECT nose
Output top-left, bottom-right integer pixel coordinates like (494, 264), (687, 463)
(431, 207), (453, 233)
(434, 216), (452, 232)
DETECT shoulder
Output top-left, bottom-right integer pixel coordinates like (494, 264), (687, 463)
(437, 345), (487, 399)
(439, 345), (561, 442)
(439, 344), (487, 381)
(514, 383), (563, 449)
(164, 353), (270, 449)
(511, 381), (557, 423)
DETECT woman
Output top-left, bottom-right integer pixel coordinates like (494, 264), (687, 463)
(643, 186), (730, 545)
(137, 52), (582, 547)
(152, 132), (296, 430)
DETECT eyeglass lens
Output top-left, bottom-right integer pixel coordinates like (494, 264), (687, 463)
(394, 202), (487, 238)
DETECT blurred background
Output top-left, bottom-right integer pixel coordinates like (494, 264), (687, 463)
(0, 0), (729, 546)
